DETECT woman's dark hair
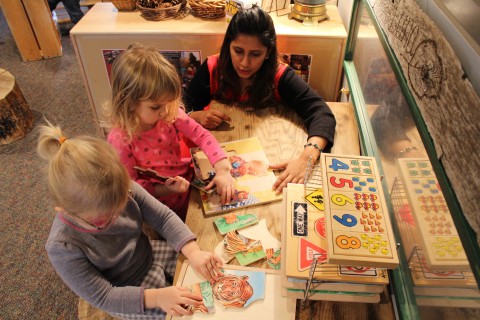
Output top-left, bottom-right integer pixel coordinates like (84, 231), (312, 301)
(216, 5), (278, 108)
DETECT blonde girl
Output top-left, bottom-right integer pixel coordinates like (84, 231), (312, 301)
(107, 44), (235, 221)
(38, 123), (223, 319)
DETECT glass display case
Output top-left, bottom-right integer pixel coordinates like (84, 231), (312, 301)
(343, 1), (480, 319)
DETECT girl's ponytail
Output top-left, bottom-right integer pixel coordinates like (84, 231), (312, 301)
(37, 123), (67, 161)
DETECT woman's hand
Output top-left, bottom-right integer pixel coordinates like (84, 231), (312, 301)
(207, 159), (236, 205)
(189, 110), (231, 129)
(154, 176), (190, 197)
(270, 156), (310, 194)
(181, 241), (223, 282)
(144, 286), (202, 317)
(270, 137), (327, 194)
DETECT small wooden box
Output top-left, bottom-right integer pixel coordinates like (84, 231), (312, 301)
(0, 0), (62, 61)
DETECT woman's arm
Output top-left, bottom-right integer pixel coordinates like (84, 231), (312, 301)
(183, 58), (231, 128)
(278, 67), (336, 150)
(269, 68), (336, 193)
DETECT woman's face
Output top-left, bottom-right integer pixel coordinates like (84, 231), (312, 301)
(229, 34), (268, 80)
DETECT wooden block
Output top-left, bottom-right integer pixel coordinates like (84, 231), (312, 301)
(0, 69), (34, 144)
(22, 0), (62, 59)
(0, 0), (42, 61)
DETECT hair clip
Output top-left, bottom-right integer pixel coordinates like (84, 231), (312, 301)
(58, 136), (67, 144)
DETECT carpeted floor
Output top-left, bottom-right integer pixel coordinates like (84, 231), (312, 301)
(0, 9), (101, 320)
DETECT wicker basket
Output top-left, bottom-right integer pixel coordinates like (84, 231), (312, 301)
(188, 0), (225, 19)
(136, 0), (187, 21)
(111, 0), (137, 11)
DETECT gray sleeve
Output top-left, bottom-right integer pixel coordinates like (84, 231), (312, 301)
(45, 240), (145, 314)
(131, 182), (196, 252)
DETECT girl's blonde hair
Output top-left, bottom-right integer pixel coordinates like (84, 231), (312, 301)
(108, 44), (182, 138)
(37, 123), (131, 216)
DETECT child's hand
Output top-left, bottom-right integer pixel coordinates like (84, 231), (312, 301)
(209, 170), (236, 205)
(144, 286), (202, 317)
(188, 250), (224, 282)
(154, 176), (190, 197)
(164, 176), (190, 194)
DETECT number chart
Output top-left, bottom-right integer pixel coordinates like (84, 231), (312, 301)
(321, 154), (399, 268)
(282, 183), (389, 285)
(396, 158), (468, 270)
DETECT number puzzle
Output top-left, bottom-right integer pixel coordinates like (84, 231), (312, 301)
(321, 154), (399, 268)
(396, 158), (468, 270)
(283, 183), (389, 285)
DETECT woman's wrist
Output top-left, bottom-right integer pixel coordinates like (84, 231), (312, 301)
(302, 138), (327, 161)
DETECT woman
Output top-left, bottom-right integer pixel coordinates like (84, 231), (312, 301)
(183, 6), (336, 194)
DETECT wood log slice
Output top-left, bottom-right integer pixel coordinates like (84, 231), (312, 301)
(0, 69), (34, 145)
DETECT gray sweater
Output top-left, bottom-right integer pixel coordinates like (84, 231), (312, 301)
(45, 182), (196, 314)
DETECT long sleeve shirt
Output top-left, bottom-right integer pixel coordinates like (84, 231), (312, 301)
(108, 108), (226, 195)
(107, 108), (227, 217)
(45, 182), (196, 314)
(183, 59), (336, 150)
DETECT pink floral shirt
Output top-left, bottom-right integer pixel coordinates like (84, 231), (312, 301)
(108, 108), (226, 215)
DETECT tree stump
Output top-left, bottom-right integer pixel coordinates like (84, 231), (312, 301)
(0, 68), (34, 145)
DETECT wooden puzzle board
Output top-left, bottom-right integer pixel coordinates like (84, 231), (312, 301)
(281, 286), (380, 303)
(320, 154), (399, 268)
(396, 158), (469, 270)
(408, 246), (476, 288)
(414, 286), (480, 298)
(415, 297), (480, 308)
(169, 262), (296, 320)
(282, 183), (389, 285)
(191, 137), (282, 215)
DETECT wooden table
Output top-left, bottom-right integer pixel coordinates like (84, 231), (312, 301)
(180, 101), (396, 320)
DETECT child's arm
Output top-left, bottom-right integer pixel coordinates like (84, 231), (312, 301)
(143, 241), (224, 316)
(181, 240), (223, 281)
(174, 109), (236, 204)
(143, 286), (203, 317)
(207, 158), (237, 205)
(107, 129), (156, 194)
(153, 176), (190, 197)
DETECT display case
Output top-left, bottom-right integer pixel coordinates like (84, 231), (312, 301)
(70, 2), (347, 132)
(343, 1), (480, 319)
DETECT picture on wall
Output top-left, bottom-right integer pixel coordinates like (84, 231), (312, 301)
(102, 49), (201, 88)
(280, 53), (312, 83)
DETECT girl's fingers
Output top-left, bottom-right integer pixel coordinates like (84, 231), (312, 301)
(172, 304), (191, 316)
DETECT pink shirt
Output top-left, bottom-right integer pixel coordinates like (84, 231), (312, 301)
(108, 108), (226, 213)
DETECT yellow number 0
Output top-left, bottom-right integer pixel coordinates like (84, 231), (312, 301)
(336, 235), (361, 249)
